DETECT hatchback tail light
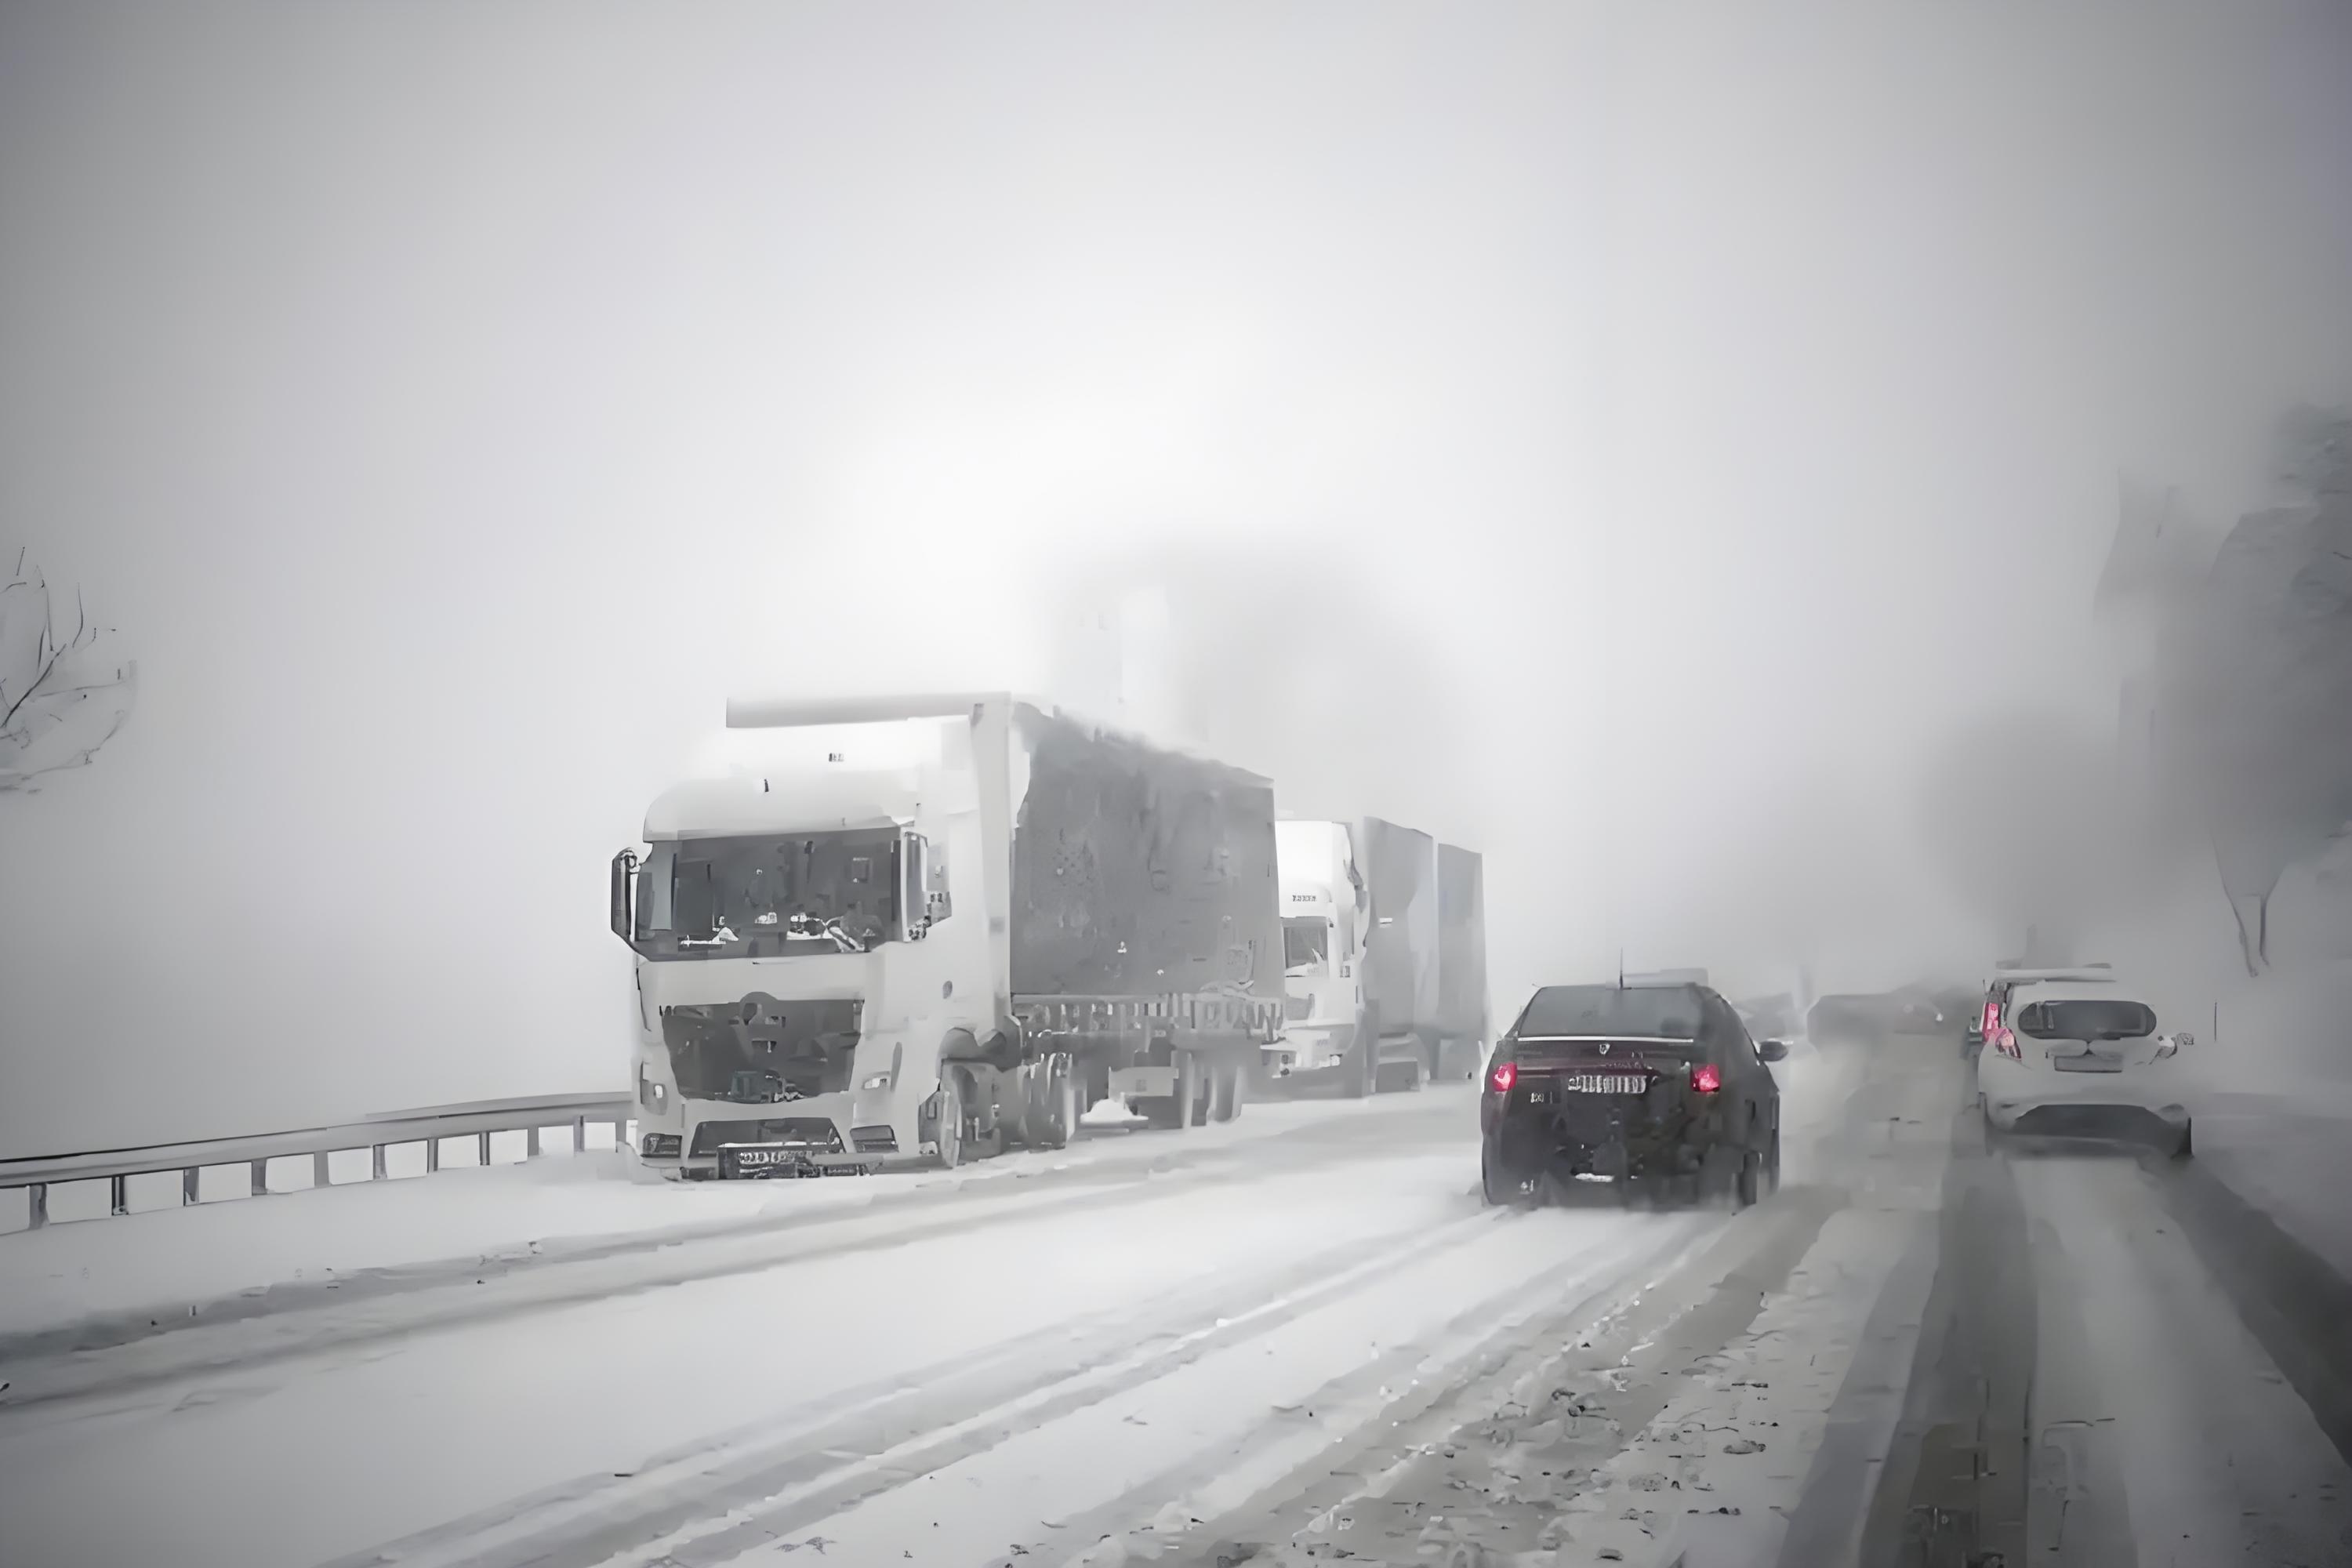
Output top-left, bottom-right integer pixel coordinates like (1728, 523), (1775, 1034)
(1991, 1026), (2020, 1059)
(1488, 1061), (1518, 1094)
(1691, 1062), (1722, 1094)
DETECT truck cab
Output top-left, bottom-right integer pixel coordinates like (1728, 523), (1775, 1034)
(611, 714), (982, 1179)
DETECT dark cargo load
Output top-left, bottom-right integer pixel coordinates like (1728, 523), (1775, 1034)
(1007, 706), (1283, 1010)
(1359, 816), (1439, 1036)
(1437, 843), (1489, 1044)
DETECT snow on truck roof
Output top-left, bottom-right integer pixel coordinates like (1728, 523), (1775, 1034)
(644, 774), (916, 840)
(722, 691), (1274, 786)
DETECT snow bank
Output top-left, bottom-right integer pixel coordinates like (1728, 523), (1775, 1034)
(0, 1087), (1470, 1345)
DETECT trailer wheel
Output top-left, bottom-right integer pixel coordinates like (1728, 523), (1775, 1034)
(1027, 1052), (1079, 1149)
(934, 1069), (967, 1170)
(1172, 1050), (1204, 1130)
(1208, 1052), (1246, 1123)
(1348, 1004), (1381, 1099)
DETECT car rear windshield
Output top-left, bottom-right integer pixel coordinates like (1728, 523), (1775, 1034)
(1516, 985), (1702, 1040)
(2013, 998), (2158, 1042)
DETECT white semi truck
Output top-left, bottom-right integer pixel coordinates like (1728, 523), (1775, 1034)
(610, 694), (1287, 1179)
(1264, 818), (1488, 1095)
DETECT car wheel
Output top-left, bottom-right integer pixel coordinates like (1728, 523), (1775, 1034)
(2172, 1122), (2194, 1160)
(1765, 1130), (1782, 1196)
(1481, 1147), (1531, 1207)
(1734, 1148), (1761, 1210)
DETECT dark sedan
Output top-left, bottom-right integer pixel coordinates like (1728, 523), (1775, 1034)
(1480, 980), (1787, 1209)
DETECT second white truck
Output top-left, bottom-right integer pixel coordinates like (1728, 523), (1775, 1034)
(1263, 817), (1489, 1095)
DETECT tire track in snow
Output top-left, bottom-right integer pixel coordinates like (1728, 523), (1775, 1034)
(1157, 1185), (1848, 1568)
(660, 1213), (1719, 1568)
(1033, 1211), (1730, 1568)
(321, 1203), (1517, 1568)
(2, 1102), (1472, 1416)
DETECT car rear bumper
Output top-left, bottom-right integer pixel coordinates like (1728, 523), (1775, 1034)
(1986, 1095), (2190, 1148)
(1483, 1105), (1722, 1181)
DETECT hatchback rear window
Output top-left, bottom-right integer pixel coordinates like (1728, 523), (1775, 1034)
(2013, 999), (2157, 1042)
(1516, 985), (1702, 1040)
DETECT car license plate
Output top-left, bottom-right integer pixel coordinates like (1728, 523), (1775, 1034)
(1562, 1073), (1649, 1094)
(725, 1145), (818, 1175)
(2051, 1054), (2124, 1074)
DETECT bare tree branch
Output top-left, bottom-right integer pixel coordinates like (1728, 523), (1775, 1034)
(0, 550), (136, 793)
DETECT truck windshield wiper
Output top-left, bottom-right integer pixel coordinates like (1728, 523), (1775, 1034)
(788, 912), (871, 953)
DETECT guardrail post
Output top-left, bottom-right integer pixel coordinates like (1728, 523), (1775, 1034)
(526, 1125), (542, 1159)
(251, 1159), (268, 1197)
(426, 1138), (441, 1174)
(182, 1167), (200, 1207)
(110, 1175), (129, 1217)
(371, 1144), (387, 1181)
(312, 1151), (331, 1190)
(27, 1183), (47, 1230)
(573, 1114), (586, 1152)
(477, 1131), (492, 1166)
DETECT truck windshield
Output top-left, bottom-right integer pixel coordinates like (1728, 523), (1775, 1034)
(1283, 916), (1331, 975)
(631, 830), (901, 960)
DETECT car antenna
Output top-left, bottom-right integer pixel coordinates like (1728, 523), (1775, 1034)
(1617, 949), (1626, 989)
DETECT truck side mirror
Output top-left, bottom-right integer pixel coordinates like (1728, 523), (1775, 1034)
(610, 848), (638, 943)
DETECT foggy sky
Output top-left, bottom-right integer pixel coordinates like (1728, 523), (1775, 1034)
(3, 2), (2349, 1152)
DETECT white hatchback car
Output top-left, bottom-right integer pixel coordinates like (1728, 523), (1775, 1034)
(1977, 975), (2194, 1157)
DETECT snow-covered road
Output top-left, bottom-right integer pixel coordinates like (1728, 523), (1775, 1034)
(5, 1033), (2348, 1568)
(0, 1058), (1846, 1568)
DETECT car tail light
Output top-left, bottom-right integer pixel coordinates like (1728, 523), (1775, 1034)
(1980, 1002), (1999, 1036)
(1488, 1061), (1518, 1094)
(1691, 1063), (1722, 1094)
(1991, 1026), (2020, 1059)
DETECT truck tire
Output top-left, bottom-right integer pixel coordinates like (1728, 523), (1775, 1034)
(1174, 1049), (1204, 1130)
(1023, 1052), (1078, 1149)
(1381, 1051), (1428, 1094)
(1208, 1052), (1246, 1123)
(933, 1069), (967, 1170)
(1142, 1051), (1206, 1131)
(1348, 1005), (1381, 1099)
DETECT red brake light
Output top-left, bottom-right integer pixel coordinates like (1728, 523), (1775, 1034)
(1488, 1061), (1517, 1094)
(1691, 1062), (1722, 1094)
(1980, 1002), (1999, 1033)
(1991, 1026), (2020, 1059)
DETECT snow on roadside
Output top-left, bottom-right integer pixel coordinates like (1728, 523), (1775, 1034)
(0, 1087), (1472, 1344)
(0, 1156), (1492, 1568)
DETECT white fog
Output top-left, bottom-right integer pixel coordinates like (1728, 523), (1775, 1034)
(4, 6), (2352, 1565)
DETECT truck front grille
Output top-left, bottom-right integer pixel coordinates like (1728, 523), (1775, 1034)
(691, 1118), (842, 1157)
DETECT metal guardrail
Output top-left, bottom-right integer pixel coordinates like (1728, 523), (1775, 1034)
(0, 1093), (635, 1232)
